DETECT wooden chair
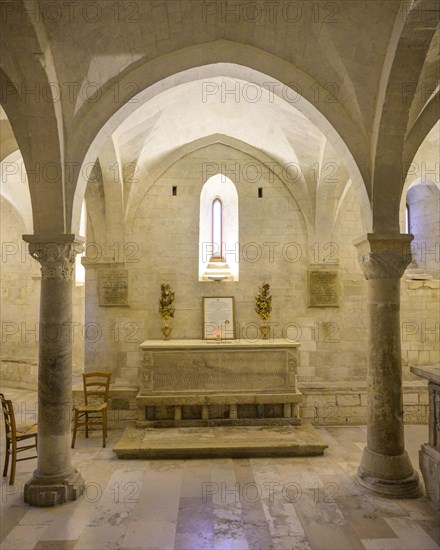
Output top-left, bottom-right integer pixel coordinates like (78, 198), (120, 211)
(71, 372), (112, 448)
(1, 393), (38, 485)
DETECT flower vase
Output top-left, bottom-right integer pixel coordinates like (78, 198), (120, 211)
(161, 320), (172, 340)
(259, 322), (270, 339)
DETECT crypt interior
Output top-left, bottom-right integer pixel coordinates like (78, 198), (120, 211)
(0, 0), (439, 548)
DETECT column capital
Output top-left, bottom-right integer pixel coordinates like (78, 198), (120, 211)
(353, 233), (414, 279)
(23, 234), (85, 280)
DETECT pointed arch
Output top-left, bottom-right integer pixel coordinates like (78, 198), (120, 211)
(71, 48), (371, 234)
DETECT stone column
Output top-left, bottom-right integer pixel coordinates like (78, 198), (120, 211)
(354, 233), (421, 498)
(22, 235), (85, 507)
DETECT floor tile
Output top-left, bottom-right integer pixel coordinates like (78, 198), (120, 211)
(0, 388), (439, 550)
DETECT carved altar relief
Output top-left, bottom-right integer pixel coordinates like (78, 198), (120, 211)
(141, 350), (290, 392)
(142, 352), (153, 391)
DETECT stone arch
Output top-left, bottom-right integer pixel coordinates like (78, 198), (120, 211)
(0, 150), (33, 233)
(70, 46), (372, 235)
(371, 0), (438, 232)
(403, 91), (440, 176)
(399, 121), (439, 231)
(405, 179), (439, 276)
(0, 2), (67, 234)
(126, 134), (313, 242)
(403, 25), (439, 168)
(0, 70), (64, 234)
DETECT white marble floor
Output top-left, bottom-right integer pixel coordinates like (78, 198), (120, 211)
(0, 387), (439, 550)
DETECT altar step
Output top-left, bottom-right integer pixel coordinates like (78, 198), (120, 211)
(113, 423), (328, 459)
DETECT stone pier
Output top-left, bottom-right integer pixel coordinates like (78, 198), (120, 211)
(22, 235), (85, 507)
(354, 233), (422, 498)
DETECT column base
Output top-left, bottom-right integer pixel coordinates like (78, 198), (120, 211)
(24, 468), (85, 507)
(355, 447), (422, 499)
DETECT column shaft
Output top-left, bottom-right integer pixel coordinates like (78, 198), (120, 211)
(367, 278), (405, 456)
(23, 237), (85, 507)
(37, 276), (75, 477)
(354, 233), (421, 498)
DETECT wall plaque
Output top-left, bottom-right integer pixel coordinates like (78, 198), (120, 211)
(98, 269), (129, 306)
(203, 297), (235, 339)
(308, 269), (339, 307)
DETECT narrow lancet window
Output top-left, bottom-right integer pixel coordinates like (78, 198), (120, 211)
(212, 198), (223, 258)
(199, 174), (239, 281)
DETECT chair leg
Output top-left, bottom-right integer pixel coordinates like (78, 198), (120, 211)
(71, 410), (78, 448)
(3, 439), (10, 477)
(103, 410), (107, 448)
(9, 441), (17, 485)
(85, 412), (89, 438)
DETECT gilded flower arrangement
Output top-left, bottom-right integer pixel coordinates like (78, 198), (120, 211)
(159, 283), (175, 339)
(255, 283), (272, 338)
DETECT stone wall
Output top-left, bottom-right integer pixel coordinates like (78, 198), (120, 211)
(300, 381), (429, 425)
(0, 359), (38, 390)
(401, 279), (440, 381)
(81, 144), (439, 402)
(71, 382), (429, 429)
(0, 197), (40, 376)
(85, 143), (312, 385)
(1, 144), (439, 425)
(0, 197), (86, 388)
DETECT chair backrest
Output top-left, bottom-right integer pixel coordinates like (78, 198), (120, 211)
(0, 393), (16, 439)
(83, 372), (112, 405)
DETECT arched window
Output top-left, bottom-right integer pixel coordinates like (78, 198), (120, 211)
(199, 174), (239, 281)
(405, 180), (440, 276)
(212, 198), (223, 258)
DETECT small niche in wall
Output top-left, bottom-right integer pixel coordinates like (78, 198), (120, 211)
(172, 186), (177, 196)
(258, 188), (263, 198)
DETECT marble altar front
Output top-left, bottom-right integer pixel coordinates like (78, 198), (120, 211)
(410, 365), (440, 511)
(137, 339), (302, 427)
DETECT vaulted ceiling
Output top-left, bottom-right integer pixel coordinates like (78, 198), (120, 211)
(0, 0), (438, 235)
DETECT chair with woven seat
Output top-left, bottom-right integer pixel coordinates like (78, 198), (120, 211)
(1, 393), (38, 485)
(71, 371), (112, 448)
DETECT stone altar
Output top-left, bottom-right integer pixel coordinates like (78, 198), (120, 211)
(137, 339), (302, 427)
(410, 365), (440, 510)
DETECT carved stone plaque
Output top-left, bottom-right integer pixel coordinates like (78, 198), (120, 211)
(308, 269), (339, 307)
(144, 350), (290, 392)
(98, 269), (129, 306)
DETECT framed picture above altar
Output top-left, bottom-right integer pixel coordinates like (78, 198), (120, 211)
(203, 297), (235, 340)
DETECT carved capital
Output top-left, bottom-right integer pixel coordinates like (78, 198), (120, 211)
(23, 234), (84, 280)
(354, 233), (414, 280)
(29, 243), (77, 280)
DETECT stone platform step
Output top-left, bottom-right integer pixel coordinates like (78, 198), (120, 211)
(113, 424), (328, 459)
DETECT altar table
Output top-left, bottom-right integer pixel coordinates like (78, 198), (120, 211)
(137, 339), (302, 427)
